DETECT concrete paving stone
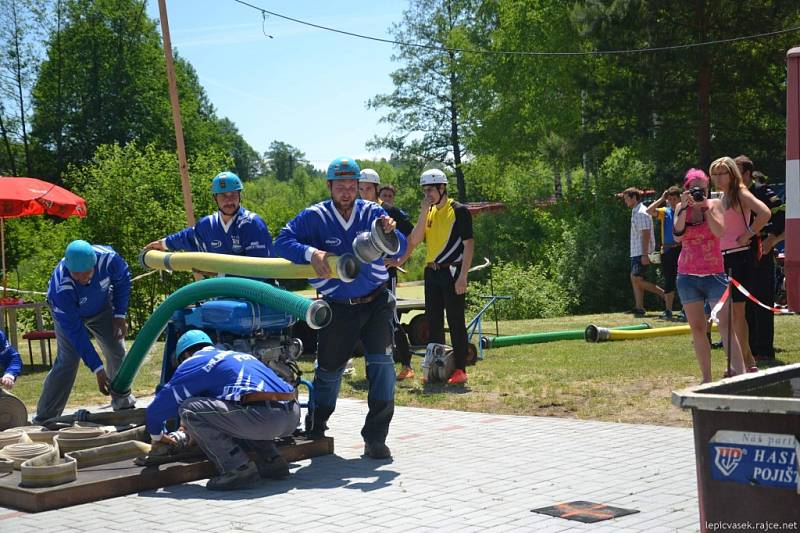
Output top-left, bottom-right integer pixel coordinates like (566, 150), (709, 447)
(0, 398), (703, 531)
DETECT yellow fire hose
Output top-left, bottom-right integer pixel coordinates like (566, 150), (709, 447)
(585, 322), (718, 342)
(140, 249), (360, 282)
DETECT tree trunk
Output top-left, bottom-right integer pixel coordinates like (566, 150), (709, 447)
(553, 167), (562, 199)
(695, 0), (712, 168)
(55, 0), (64, 176)
(0, 106), (18, 175)
(449, 70), (467, 203)
(9, 0), (32, 175)
(565, 167), (572, 194)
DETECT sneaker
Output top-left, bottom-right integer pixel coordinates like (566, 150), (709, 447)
(206, 461), (260, 491)
(747, 366), (759, 373)
(629, 308), (646, 317)
(254, 455), (290, 479)
(711, 341), (724, 350)
(677, 310), (687, 322)
(363, 441), (392, 459)
(343, 358), (355, 376)
(447, 369), (468, 385)
(397, 367), (415, 381)
(658, 310), (673, 320)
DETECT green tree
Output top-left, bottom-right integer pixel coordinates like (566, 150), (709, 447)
(468, 0), (585, 173)
(573, 0), (800, 177)
(264, 141), (308, 182)
(30, 0), (259, 180)
(0, 0), (43, 175)
(70, 143), (226, 328)
(368, 0), (487, 203)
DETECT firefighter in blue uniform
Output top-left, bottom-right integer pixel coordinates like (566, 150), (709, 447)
(274, 157), (407, 459)
(145, 171), (272, 261)
(34, 240), (135, 422)
(147, 330), (299, 491)
(0, 329), (22, 390)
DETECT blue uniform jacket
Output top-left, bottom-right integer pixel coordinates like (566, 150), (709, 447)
(0, 330), (22, 379)
(47, 245), (131, 372)
(165, 207), (272, 258)
(274, 199), (407, 300)
(146, 346), (294, 438)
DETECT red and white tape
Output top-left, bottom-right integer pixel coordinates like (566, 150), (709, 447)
(709, 277), (793, 322)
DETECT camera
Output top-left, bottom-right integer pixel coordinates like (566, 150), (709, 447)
(689, 186), (705, 202)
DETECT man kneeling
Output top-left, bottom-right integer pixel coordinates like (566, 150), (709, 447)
(146, 330), (299, 491)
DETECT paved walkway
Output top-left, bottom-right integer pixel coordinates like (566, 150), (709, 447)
(1, 399), (701, 532)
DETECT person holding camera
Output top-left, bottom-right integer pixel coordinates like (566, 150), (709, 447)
(646, 186), (683, 319)
(673, 168), (744, 383)
(623, 187), (664, 317)
(710, 157), (771, 373)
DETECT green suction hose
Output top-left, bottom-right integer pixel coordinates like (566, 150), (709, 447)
(110, 277), (331, 395)
(482, 323), (651, 349)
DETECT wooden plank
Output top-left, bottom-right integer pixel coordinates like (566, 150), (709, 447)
(0, 436), (333, 512)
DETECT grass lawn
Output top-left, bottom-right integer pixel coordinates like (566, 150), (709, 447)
(11, 285), (800, 427)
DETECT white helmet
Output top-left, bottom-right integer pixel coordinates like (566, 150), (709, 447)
(420, 168), (448, 186)
(360, 168), (380, 185)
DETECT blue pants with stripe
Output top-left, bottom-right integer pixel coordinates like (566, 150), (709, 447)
(313, 288), (396, 444)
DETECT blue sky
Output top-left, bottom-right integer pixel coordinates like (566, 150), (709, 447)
(146, 0), (408, 170)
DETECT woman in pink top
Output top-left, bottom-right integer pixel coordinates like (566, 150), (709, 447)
(673, 168), (744, 383)
(709, 156), (770, 373)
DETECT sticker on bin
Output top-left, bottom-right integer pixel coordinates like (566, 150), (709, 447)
(708, 430), (800, 492)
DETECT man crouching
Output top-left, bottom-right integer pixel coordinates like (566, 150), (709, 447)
(146, 330), (299, 491)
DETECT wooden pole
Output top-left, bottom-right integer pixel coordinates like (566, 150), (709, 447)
(158, 0), (195, 227)
(1, 218), (6, 298)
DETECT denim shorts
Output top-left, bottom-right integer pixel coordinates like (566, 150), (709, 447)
(676, 273), (728, 306)
(630, 256), (648, 278)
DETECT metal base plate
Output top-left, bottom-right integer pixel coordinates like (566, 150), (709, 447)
(0, 436), (333, 512)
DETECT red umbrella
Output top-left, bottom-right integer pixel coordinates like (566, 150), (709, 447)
(0, 176), (88, 295)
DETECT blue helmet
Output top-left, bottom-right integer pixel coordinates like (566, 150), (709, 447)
(175, 330), (213, 361)
(211, 171), (243, 194)
(326, 157), (361, 181)
(64, 240), (97, 272)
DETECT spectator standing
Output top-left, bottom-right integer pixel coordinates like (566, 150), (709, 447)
(710, 157), (770, 372)
(734, 156), (786, 361)
(646, 186), (683, 319)
(673, 169), (745, 383)
(623, 188), (664, 316)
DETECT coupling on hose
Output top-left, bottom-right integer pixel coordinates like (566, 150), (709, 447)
(306, 300), (333, 330)
(352, 219), (400, 263)
(584, 324), (611, 343)
(335, 253), (359, 283)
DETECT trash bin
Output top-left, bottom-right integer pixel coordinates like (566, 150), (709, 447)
(672, 363), (800, 532)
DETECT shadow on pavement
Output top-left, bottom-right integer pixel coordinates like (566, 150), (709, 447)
(136, 453), (399, 502)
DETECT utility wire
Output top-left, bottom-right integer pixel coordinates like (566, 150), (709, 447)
(232, 0), (800, 56)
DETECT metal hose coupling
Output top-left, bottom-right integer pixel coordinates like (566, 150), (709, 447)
(584, 324), (612, 343)
(335, 253), (359, 282)
(352, 219), (400, 263)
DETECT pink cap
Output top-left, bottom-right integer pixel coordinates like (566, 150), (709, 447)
(683, 168), (709, 188)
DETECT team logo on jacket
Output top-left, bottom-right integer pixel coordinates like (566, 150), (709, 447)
(714, 446), (744, 476)
(79, 297), (88, 305)
(211, 240), (222, 248)
(325, 238), (342, 246)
